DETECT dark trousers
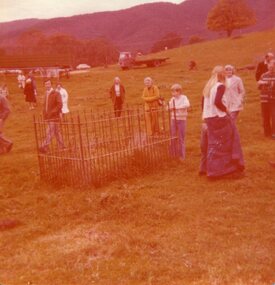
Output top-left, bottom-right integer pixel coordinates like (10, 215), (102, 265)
(271, 100), (275, 138)
(114, 99), (123, 118)
(261, 102), (271, 137)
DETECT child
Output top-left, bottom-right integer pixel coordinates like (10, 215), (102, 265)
(168, 83), (190, 160)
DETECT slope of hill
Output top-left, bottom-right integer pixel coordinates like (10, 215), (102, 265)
(1, 29), (275, 284)
(0, 0), (275, 51)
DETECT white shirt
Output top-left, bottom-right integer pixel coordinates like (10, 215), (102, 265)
(114, 84), (120, 96)
(168, 94), (190, 120)
(203, 82), (227, 119)
(59, 87), (69, 114)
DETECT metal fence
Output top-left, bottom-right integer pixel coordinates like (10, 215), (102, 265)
(33, 105), (179, 187)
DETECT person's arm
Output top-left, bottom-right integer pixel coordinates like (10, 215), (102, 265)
(50, 92), (63, 116)
(0, 96), (11, 120)
(255, 63), (262, 81)
(237, 78), (245, 102)
(214, 85), (227, 112)
(142, 86), (160, 102)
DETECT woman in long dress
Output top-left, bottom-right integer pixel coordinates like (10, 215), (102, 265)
(199, 66), (244, 178)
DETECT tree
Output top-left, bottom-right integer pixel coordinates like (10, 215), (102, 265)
(151, 32), (182, 53)
(206, 0), (256, 37)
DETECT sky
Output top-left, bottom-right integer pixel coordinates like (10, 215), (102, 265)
(0, 0), (184, 23)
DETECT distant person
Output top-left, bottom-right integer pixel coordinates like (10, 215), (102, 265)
(0, 84), (9, 97)
(199, 66), (244, 177)
(24, 73), (37, 110)
(258, 59), (275, 138)
(255, 52), (274, 81)
(0, 93), (12, 154)
(189, 60), (197, 71)
(39, 79), (64, 154)
(109, 77), (125, 117)
(168, 83), (190, 161)
(142, 77), (160, 136)
(56, 83), (70, 116)
(224, 64), (245, 122)
(17, 71), (26, 89)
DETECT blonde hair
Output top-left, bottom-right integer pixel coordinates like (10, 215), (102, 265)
(171, 83), (182, 92)
(203, 65), (224, 97)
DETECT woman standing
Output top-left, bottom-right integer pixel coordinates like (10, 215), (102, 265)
(142, 77), (160, 136)
(224, 65), (245, 122)
(56, 83), (70, 116)
(199, 66), (244, 178)
(109, 77), (125, 117)
(24, 74), (36, 110)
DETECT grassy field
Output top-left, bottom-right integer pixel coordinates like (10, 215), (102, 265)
(1, 30), (275, 285)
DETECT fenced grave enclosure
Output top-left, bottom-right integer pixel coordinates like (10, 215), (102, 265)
(34, 106), (180, 187)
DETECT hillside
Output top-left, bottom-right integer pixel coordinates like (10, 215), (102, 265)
(0, 29), (275, 284)
(0, 0), (275, 51)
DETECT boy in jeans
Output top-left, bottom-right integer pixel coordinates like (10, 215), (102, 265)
(168, 84), (190, 161)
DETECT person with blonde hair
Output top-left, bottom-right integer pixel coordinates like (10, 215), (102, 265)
(168, 83), (190, 160)
(199, 66), (244, 178)
(142, 77), (160, 136)
(224, 64), (245, 122)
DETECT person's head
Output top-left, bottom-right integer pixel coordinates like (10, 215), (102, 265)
(171, 83), (182, 98)
(56, 82), (62, 91)
(265, 52), (274, 63)
(203, 65), (225, 97)
(224, 64), (234, 77)
(114, 77), (120, 84)
(44, 79), (52, 91)
(268, 59), (275, 73)
(144, 77), (153, 88)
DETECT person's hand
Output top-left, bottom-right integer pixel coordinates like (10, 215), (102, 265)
(0, 118), (3, 133)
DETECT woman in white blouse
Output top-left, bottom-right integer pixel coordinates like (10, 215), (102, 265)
(56, 83), (70, 115)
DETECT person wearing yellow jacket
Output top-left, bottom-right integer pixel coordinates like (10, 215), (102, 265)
(142, 77), (160, 136)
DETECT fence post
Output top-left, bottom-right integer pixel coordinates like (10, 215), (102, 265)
(77, 115), (87, 186)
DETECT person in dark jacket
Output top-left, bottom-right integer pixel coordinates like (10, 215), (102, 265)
(0, 94), (12, 154)
(258, 59), (275, 138)
(39, 79), (64, 153)
(109, 77), (125, 117)
(255, 52), (274, 81)
(24, 73), (37, 110)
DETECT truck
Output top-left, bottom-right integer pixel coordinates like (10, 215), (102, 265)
(118, 52), (169, 70)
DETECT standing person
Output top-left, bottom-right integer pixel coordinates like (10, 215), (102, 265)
(258, 59), (275, 138)
(199, 66), (244, 178)
(224, 64), (246, 122)
(56, 83), (70, 116)
(0, 93), (12, 154)
(255, 52), (274, 81)
(109, 77), (125, 117)
(39, 79), (64, 154)
(142, 77), (160, 136)
(24, 73), (36, 110)
(0, 84), (9, 98)
(168, 83), (190, 161)
(17, 71), (26, 89)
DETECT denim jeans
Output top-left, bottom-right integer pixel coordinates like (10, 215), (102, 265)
(41, 121), (64, 150)
(170, 119), (186, 159)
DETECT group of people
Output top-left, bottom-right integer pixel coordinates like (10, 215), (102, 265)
(1, 52), (274, 175)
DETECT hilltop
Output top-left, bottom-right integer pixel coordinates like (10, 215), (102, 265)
(0, 0), (275, 51)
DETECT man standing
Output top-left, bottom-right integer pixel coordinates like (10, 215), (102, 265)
(39, 79), (64, 153)
(109, 77), (125, 117)
(255, 52), (274, 81)
(258, 59), (275, 138)
(0, 94), (12, 154)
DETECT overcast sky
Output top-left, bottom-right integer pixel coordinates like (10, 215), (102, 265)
(0, 0), (185, 23)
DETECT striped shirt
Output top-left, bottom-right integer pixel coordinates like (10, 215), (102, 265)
(259, 72), (275, 103)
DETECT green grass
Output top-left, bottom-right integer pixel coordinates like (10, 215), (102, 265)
(0, 29), (275, 285)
